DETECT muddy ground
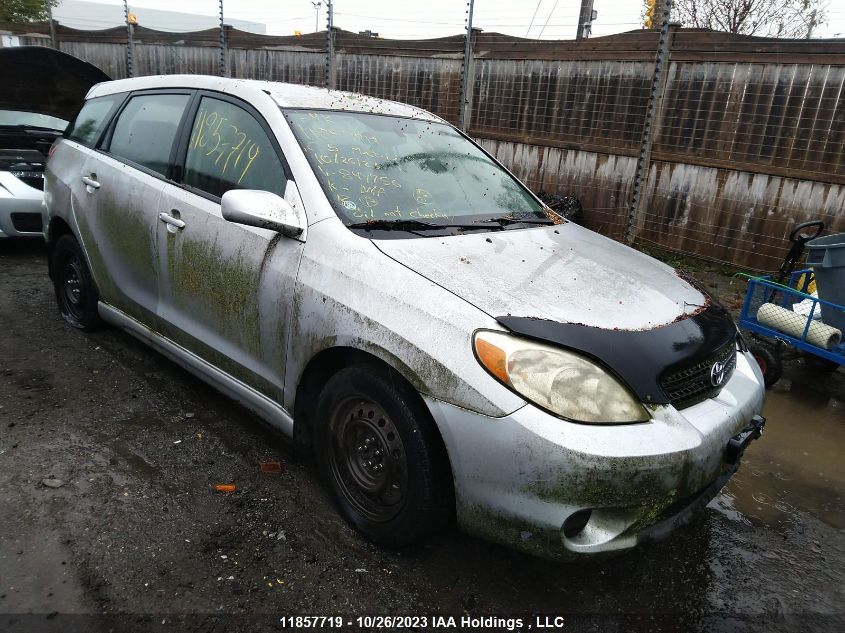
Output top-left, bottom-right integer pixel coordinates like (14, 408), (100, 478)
(1, 240), (843, 633)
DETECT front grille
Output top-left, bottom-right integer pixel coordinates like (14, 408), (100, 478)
(660, 341), (736, 409)
(11, 212), (42, 233)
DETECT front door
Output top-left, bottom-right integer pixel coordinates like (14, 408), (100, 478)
(155, 93), (303, 402)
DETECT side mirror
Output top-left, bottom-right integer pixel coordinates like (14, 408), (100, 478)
(221, 189), (304, 237)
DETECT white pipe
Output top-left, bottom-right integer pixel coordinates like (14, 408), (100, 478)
(757, 303), (842, 350)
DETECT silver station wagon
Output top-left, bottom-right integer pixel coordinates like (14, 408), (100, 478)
(45, 75), (766, 559)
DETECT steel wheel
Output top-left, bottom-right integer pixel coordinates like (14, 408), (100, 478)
(61, 253), (86, 321)
(51, 234), (101, 331)
(314, 364), (453, 546)
(328, 397), (408, 523)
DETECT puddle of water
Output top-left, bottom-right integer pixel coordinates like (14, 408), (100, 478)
(715, 385), (844, 529)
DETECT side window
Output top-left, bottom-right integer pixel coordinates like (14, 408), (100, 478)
(183, 97), (285, 199)
(108, 94), (190, 176)
(66, 94), (122, 147)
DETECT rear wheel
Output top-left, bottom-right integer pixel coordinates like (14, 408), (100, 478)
(51, 234), (101, 331)
(749, 343), (782, 388)
(314, 365), (452, 546)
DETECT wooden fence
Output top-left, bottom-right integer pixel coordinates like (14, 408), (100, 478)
(2, 22), (844, 270)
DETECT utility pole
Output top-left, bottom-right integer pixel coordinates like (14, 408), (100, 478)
(45, 1), (57, 48)
(458, 0), (476, 131)
(576, 0), (595, 40)
(312, 1), (322, 33)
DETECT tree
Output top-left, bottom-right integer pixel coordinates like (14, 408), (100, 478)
(0, 1), (60, 24)
(670, 0), (827, 39)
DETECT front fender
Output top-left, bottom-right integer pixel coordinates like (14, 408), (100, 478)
(283, 219), (525, 418)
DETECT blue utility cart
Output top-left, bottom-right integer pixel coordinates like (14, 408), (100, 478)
(738, 221), (845, 387)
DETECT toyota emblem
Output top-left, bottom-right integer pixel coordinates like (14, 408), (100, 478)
(710, 360), (727, 387)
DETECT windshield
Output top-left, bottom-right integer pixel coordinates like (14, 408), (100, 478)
(0, 110), (68, 131)
(284, 110), (545, 233)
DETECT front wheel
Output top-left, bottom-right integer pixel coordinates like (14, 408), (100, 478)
(50, 234), (101, 331)
(314, 365), (453, 547)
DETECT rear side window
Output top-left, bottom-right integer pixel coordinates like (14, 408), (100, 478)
(66, 94), (122, 147)
(108, 93), (190, 176)
(182, 96), (285, 199)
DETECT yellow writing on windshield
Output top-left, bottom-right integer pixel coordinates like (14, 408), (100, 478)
(288, 112), (442, 220)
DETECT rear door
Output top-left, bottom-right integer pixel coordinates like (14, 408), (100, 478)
(47, 93), (123, 254)
(80, 90), (192, 324)
(155, 92), (303, 402)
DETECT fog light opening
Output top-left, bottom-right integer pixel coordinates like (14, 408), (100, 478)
(562, 509), (592, 538)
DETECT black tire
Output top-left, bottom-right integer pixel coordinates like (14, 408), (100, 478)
(314, 364), (453, 547)
(51, 234), (101, 331)
(804, 353), (840, 373)
(749, 343), (782, 388)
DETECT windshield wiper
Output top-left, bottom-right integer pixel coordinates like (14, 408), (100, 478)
(345, 219), (505, 232)
(472, 214), (556, 227)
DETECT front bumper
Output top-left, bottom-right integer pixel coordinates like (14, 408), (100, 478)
(424, 350), (765, 559)
(0, 172), (46, 238)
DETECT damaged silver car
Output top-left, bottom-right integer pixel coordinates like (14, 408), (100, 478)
(45, 75), (766, 559)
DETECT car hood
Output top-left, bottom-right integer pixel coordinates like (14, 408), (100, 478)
(372, 222), (707, 331)
(0, 47), (110, 122)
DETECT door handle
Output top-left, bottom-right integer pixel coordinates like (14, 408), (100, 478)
(159, 212), (186, 230)
(81, 175), (100, 189)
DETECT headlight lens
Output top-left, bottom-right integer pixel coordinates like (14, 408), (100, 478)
(474, 330), (649, 424)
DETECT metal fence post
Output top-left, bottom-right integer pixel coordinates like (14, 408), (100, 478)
(325, 0), (335, 89)
(123, 0), (134, 77)
(218, 0), (227, 77)
(625, 0), (674, 245)
(458, 0), (475, 131)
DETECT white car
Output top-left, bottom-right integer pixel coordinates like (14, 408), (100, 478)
(0, 46), (109, 238)
(45, 75), (766, 559)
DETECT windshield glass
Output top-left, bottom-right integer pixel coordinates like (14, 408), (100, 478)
(0, 110), (68, 131)
(284, 110), (545, 231)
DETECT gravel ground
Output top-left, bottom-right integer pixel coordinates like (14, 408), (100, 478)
(1, 240), (843, 633)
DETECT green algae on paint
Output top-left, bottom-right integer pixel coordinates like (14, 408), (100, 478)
(98, 203), (156, 278)
(77, 202), (153, 317)
(458, 501), (568, 560)
(154, 316), (281, 400)
(167, 235), (263, 359)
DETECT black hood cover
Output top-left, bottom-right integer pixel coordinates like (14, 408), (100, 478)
(0, 46), (111, 122)
(497, 303), (738, 407)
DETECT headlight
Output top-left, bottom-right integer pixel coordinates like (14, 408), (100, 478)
(473, 330), (649, 424)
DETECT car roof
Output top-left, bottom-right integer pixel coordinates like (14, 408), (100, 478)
(87, 75), (444, 123)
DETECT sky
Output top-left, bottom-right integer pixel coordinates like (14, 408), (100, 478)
(51, 0), (845, 39)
